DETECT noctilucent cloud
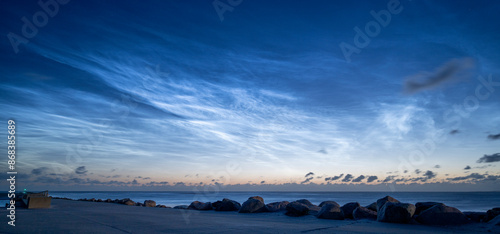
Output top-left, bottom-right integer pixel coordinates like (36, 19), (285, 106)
(1, 0), (499, 191)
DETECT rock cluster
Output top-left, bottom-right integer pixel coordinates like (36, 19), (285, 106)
(54, 195), (500, 227)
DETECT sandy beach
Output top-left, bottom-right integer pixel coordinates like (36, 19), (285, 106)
(2, 199), (497, 233)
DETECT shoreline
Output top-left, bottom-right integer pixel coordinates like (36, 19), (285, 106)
(3, 199), (497, 233)
(4, 195), (499, 233)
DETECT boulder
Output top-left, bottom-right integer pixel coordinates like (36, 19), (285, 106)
(353, 206), (377, 220)
(296, 199), (314, 207)
(144, 200), (156, 207)
(105, 199), (113, 203)
(341, 202), (361, 219)
(376, 196), (400, 212)
(124, 199), (135, 206)
(89, 198), (96, 202)
(285, 202), (310, 217)
(316, 203), (344, 220)
(239, 198), (268, 213)
(463, 212), (486, 223)
(319, 201), (340, 207)
(173, 205), (189, 209)
(157, 205), (168, 208)
(211, 201), (222, 209)
(416, 204), (468, 225)
(213, 198), (241, 211)
(485, 208), (500, 222)
(266, 201), (289, 212)
(366, 202), (377, 212)
(415, 202), (444, 215)
(293, 199), (320, 215)
(489, 215), (500, 226)
(377, 202), (415, 223)
(97, 199), (103, 202)
(248, 196), (264, 203)
(188, 201), (212, 210)
(118, 198), (132, 204)
(136, 202), (144, 206)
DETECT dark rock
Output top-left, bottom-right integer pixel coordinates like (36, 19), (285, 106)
(157, 205), (168, 208)
(239, 198), (268, 213)
(366, 202), (377, 212)
(485, 208), (500, 222)
(285, 202), (310, 217)
(124, 200), (135, 206)
(377, 202), (415, 223)
(248, 196), (264, 203)
(211, 201), (222, 209)
(319, 201), (340, 207)
(308, 205), (321, 215)
(97, 199), (103, 202)
(89, 198), (96, 202)
(213, 198), (241, 211)
(353, 206), (377, 220)
(189, 201), (212, 210)
(144, 200), (156, 207)
(136, 202), (144, 206)
(266, 201), (289, 212)
(415, 202), (445, 215)
(105, 199), (113, 203)
(173, 205), (189, 209)
(489, 215), (500, 226)
(118, 198), (132, 204)
(296, 199), (314, 207)
(316, 203), (344, 220)
(463, 211), (486, 223)
(341, 202), (361, 219)
(376, 196), (400, 212)
(416, 204), (468, 225)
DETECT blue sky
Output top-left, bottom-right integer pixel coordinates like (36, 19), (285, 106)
(1, 0), (500, 191)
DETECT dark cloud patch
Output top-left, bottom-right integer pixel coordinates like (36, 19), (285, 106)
(449, 130), (459, 135)
(403, 170), (408, 173)
(477, 153), (500, 163)
(260, 181), (265, 184)
(415, 169), (421, 174)
(301, 177), (314, 184)
(317, 149), (328, 154)
(325, 174), (344, 181)
(434, 165), (441, 168)
(352, 175), (365, 183)
(305, 172), (315, 177)
(464, 165), (471, 170)
(447, 173), (485, 181)
(487, 133), (500, 140)
(485, 175), (500, 181)
(383, 176), (396, 183)
(75, 166), (88, 175)
(367, 176), (378, 183)
(145, 181), (169, 186)
(404, 57), (474, 94)
(31, 167), (49, 175)
(341, 174), (353, 182)
(423, 170), (436, 179)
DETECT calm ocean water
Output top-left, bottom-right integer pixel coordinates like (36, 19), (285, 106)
(44, 191), (500, 212)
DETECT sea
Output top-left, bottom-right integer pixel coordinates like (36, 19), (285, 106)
(37, 191), (500, 212)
